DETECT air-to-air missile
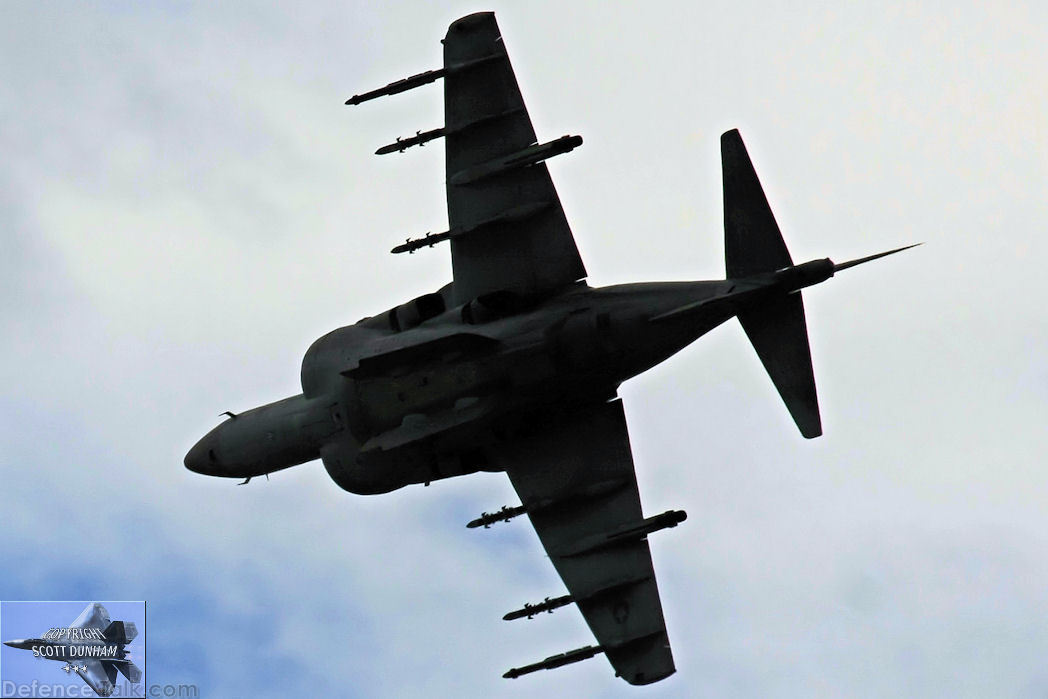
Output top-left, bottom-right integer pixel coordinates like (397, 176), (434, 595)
(392, 201), (551, 254)
(344, 51), (506, 106)
(375, 128), (447, 155)
(559, 510), (687, 557)
(448, 134), (582, 186)
(503, 644), (606, 679)
(345, 68), (446, 106)
(503, 595), (574, 621)
(466, 504), (528, 529)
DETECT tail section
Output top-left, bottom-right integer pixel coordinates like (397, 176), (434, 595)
(101, 660), (119, 687)
(102, 620), (137, 645)
(722, 129), (793, 278)
(737, 295), (821, 438)
(114, 660), (143, 684)
(721, 129), (821, 438)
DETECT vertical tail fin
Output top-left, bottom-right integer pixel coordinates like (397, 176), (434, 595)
(722, 129), (822, 438)
(102, 620), (137, 645)
(722, 129), (793, 279)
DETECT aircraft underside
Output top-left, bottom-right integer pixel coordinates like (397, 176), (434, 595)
(185, 11), (913, 685)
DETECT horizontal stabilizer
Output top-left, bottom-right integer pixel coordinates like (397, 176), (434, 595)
(721, 129), (822, 438)
(103, 660), (119, 688)
(738, 294), (821, 438)
(115, 660), (142, 684)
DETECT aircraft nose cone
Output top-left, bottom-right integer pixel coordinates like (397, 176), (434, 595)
(185, 435), (218, 475)
(4, 639), (29, 649)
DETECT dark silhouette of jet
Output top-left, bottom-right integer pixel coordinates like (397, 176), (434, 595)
(185, 12), (914, 685)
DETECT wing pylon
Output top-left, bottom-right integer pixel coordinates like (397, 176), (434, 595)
(346, 12), (587, 303)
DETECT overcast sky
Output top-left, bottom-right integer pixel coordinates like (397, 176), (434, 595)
(2, 2), (1046, 697)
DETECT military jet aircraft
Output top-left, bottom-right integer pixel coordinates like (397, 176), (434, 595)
(185, 12), (913, 685)
(3, 603), (142, 697)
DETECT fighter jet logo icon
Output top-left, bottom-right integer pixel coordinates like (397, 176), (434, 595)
(3, 602), (142, 697)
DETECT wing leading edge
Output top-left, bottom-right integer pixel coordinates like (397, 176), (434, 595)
(493, 399), (678, 685)
(349, 13), (586, 303)
(443, 12), (586, 305)
(69, 603), (111, 631)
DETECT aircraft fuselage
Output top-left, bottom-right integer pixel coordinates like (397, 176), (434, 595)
(185, 278), (748, 493)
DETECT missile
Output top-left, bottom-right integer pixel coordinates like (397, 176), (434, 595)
(502, 134), (582, 167)
(503, 594), (573, 621)
(503, 644), (604, 679)
(449, 135), (583, 186)
(561, 509), (687, 557)
(346, 54), (503, 106)
(391, 231), (451, 255)
(375, 127), (446, 155)
(392, 202), (550, 255)
(467, 504), (527, 529)
(345, 68), (446, 106)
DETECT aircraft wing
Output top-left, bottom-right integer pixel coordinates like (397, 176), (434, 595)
(75, 659), (118, 697)
(493, 399), (677, 685)
(442, 12), (586, 305)
(69, 603), (111, 630)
